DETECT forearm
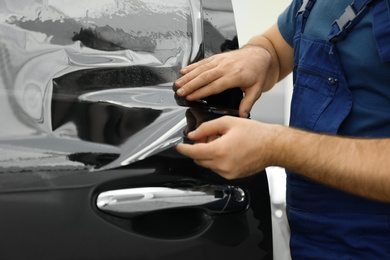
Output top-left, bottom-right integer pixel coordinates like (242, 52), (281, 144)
(243, 23), (293, 91)
(273, 126), (390, 202)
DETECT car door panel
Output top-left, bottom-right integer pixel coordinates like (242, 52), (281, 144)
(0, 0), (273, 258)
(0, 157), (272, 259)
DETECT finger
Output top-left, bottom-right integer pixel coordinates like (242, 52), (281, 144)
(175, 58), (214, 89)
(180, 56), (216, 75)
(194, 137), (208, 143)
(175, 143), (214, 160)
(175, 63), (221, 96)
(239, 87), (262, 118)
(187, 117), (230, 140)
(177, 68), (221, 97)
(192, 135), (220, 144)
(204, 134), (221, 143)
(186, 74), (236, 101)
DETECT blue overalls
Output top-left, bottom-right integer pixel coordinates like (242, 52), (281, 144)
(287, 0), (390, 258)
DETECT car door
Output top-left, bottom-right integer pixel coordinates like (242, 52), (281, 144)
(0, 0), (273, 259)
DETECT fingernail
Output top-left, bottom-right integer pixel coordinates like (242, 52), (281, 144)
(240, 111), (248, 118)
(177, 88), (184, 96)
(187, 130), (195, 138)
(176, 79), (183, 86)
(181, 68), (188, 74)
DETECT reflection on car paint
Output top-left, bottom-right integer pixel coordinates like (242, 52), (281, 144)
(0, 0), (240, 175)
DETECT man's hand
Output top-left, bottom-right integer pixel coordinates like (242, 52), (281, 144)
(176, 116), (280, 179)
(176, 116), (390, 202)
(174, 23), (294, 118)
(175, 46), (273, 118)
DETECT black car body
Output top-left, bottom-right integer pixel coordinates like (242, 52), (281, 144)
(0, 0), (273, 259)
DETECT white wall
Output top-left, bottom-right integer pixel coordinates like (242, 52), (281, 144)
(231, 0), (292, 126)
(232, 0), (290, 46)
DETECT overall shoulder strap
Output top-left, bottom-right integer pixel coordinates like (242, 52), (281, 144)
(373, 0), (390, 62)
(297, 0), (317, 17)
(329, 0), (376, 41)
(295, 0), (317, 34)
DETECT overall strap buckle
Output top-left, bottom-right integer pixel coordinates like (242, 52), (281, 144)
(330, 0), (375, 41)
(334, 5), (359, 32)
(297, 0), (316, 18)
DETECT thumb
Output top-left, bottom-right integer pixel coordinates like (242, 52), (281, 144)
(187, 117), (230, 140)
(239, 91), (259, 118)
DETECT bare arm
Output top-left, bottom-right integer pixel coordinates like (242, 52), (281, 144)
(252, 23), (294, 86)
(276, 126), (390, 202)
(175, 23), (293, 118)
(176, 117), (390, 203)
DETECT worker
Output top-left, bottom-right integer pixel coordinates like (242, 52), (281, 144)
(175, 0), (390, 258)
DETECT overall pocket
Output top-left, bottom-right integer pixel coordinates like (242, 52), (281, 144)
(290, 66), (339, 131)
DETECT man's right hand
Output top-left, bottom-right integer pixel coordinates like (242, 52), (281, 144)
(175, 45), (273, 118)
(174, 23), (294, 118)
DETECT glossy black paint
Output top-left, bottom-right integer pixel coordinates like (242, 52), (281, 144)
(0, 162), (272, 259)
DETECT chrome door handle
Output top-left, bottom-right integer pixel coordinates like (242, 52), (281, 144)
(96, 185), (248, 216)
